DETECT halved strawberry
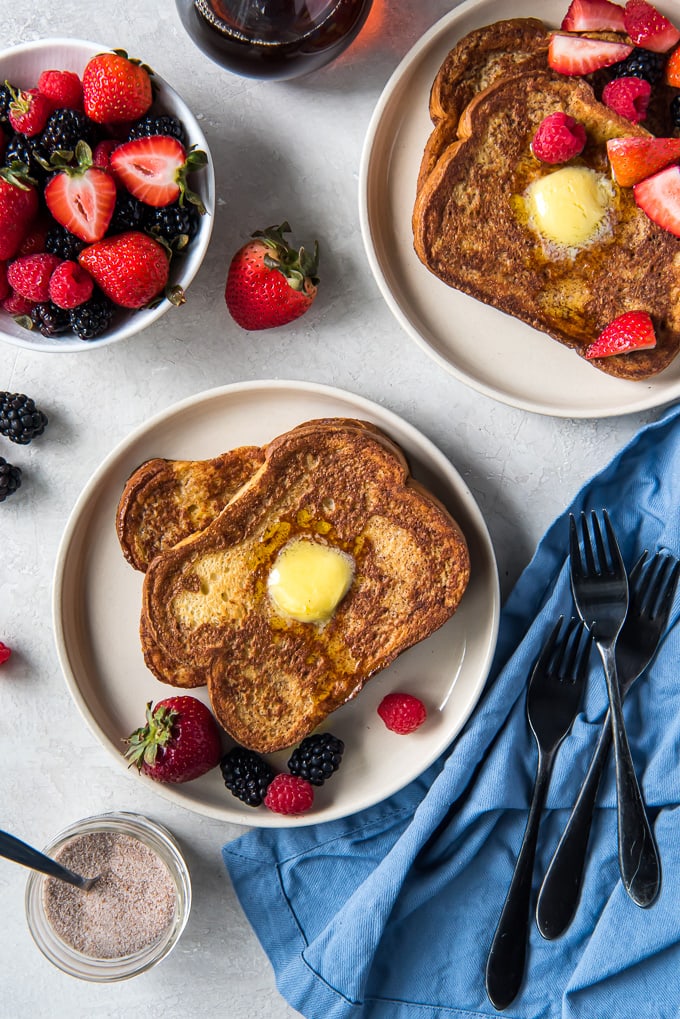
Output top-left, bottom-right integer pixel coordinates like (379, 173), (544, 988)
(44, 143), (116, 243)
(666, 44), (680, 85)
(548, 34), (633, 75)
(634, 163), (680, 234)
(109, 136), (207, 210)
(561, 0), (627, 32)
(607, 136), (680, 186)
(585, 310), (656, 358)
(623, 0), (680, 52)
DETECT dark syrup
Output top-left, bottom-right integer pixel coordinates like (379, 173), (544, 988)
(176, 0), (373, 80)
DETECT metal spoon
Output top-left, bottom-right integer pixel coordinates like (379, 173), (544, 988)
(0, 829), (99, 891)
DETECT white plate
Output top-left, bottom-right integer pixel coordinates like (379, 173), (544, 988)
(359, 0), (680, 418)
(53, 380), (500, 828)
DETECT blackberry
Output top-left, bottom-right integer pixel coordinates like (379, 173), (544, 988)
(0, 392), (48, 445)
(220, 747), (275, 807)
(30, 302), (72, 338)
(671, 95), (680, 131)
(146, 201), (200, 247)
(109, 192), (147, 233)
(609, 48), (666, 84)
(287, 733), (344, 786)
(3, 133), (48, 183)
(69, 295), (115, 340)
(40, 108), (97, 158)
(45, 224), (85, 261)
(0, 457), (21, 502)
(0, 82), (15, 124)
(127, 114), (187, 145)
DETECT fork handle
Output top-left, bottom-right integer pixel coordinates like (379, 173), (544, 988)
(535, 711), (613, 939)
(600, 645), (661, 907)
(485, 753), (552, 1010)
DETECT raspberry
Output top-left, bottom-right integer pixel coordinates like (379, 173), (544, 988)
(0, 641), (11, 663)
(287, 733), (345, 786)
(530, 112), (587, 165)
(7, 253), (61, 303)
(377, 692), (427, 735)
(602, 76), (651, 123)
(220, 747), (275, 807)
(92, 138), (119, 175)
(0, 261), (8, 302)
(48, 260), (94, 309)
(263, 774), (314, 815)
(37, 70), (83, 111)
(2, 292), (36, 316)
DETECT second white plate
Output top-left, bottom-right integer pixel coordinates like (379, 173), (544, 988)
(359, 0), (680, 418)
(53, 380), (500, 828)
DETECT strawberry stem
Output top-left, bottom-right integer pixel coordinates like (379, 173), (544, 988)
(123, 700), (177, 770)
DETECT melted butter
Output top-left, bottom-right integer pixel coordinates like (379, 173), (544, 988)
(268, 537), (354, 624)
(523, 166), (614, 249)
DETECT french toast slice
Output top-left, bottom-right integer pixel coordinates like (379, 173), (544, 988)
(140, 419), (470, 752)
(412, 69), (680, 379)
(417, 18), (550, 192)
(116, 446), (265, 573)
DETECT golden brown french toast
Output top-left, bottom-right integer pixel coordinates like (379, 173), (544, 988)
(140, 418), (470, 752)
(417, 18), (550, 191)
(412, 68), (680, 379)
(116, 446), (265, 572)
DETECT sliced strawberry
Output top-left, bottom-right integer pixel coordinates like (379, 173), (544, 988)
(109, 135), (207, 210)
(585, 310), (656, 358)
(548, 33), (633, 75)
(623, 0), (680, 52)
(666, 44), (680, 85)
(608, 136), (680, 186)
(633, 163), (680, 234)
(561, 0), (627, 32)
(44, 142), (116, 243)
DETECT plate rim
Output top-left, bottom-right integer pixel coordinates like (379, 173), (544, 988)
(52, 378), (500, 828)
(358, 0), (680, 419)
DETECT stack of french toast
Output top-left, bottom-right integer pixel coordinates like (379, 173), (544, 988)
(116, 418), (471, 753)
(412, 5), (680, 379)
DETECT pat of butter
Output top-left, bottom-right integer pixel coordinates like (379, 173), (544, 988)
(525, 166), (611, 247)
(268, 538), (354, 623)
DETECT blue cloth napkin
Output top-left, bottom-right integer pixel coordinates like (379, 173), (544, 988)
(223, 402), (680, 1019)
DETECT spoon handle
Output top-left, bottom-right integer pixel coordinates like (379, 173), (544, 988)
(0, 829), (91, 889)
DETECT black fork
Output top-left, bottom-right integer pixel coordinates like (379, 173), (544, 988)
(485, 618), (591, 1011)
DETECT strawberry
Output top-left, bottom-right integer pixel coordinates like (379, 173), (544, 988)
(37, 69), (83, 110)
(548, 33), (633, 74)
(124, 696), (222, 783)
(0, 164), (39, 261)
(109, 135), (207, 209)
(8, 87), (52, 138)
(634, 162), (680, 234)
(225, 222), (319, 330)
(91, 138), (119, 176)
(78, 230), (172, 308)
(585, 310), (656, 358)
(666, 43), (680, 85)
(82, 50), (153, 124)
(561, 0), (627, 32)
(0, 261), (9, 302)
(602, 76), (651, 123)
(607, 135), (680, 186)
(7, 253), (61, 303)
(623, 0), (680, 52)
(44, 142), (116, 243)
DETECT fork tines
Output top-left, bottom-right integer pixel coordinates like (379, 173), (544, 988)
(569, 509), (626, 579)
(631, 552), (680, 620)
(540, 617), (592, 683)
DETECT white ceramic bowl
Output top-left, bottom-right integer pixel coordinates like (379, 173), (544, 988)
(0, 38), (215, 352)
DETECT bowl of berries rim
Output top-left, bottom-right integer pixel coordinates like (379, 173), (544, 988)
(0, 37), (215, 352)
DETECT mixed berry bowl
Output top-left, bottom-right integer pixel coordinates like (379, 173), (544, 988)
(0, 38), (215, 352)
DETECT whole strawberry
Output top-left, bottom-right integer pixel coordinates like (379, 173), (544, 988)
(225, 221), (319, 330)
(78, 230), (172, 309)
(82, 49), (153, 124)
(0, 165), (39, 261)
(124, 696), (222, 783)
(8, 86), (52, 138)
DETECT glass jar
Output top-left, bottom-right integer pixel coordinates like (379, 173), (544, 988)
(175, 0), (374, 80)
(25, 812), (191, 982)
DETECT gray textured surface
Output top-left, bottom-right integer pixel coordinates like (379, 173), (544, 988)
(0, 1), (658, 1016)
